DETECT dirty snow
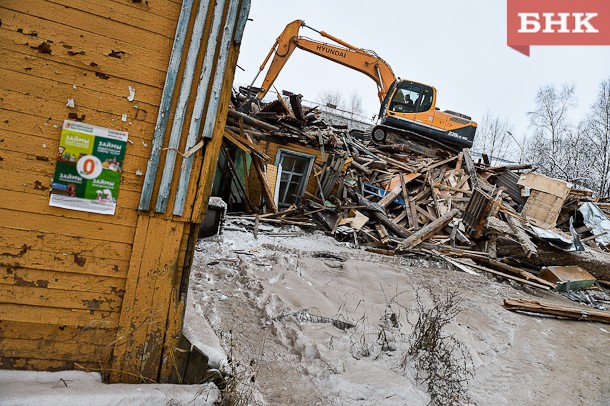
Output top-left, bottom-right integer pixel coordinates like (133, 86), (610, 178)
(186, 218), (610, 405)
(0, 370), (218, 406)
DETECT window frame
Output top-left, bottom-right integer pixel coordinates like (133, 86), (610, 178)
(274, 148), (316, 207)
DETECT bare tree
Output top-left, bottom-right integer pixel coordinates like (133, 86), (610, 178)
(525, 84), (588, 183)
(583, 78), (610, 196)
(347, 92), (364, 117)
(528, 84), (576, 154)
(472, 112), (514, 165)
(317, 89), (344, 109)
(317, 89), (365, 116)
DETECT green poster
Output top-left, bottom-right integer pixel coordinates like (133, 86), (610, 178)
(49, 120), (128, 215)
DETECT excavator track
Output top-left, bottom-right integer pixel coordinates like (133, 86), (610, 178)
(371, 124), (462, 158)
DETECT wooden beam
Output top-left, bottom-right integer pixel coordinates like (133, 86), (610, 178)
(227, 109), (280, 132)
(503, 298), (610, 324)
(252, 157), (279, 214)
(473, 257), (554, 288)
(397, 208), (460, 250)
(462, 148), (479, 190)
(376, 224), (390, 245)
(507, 216), (538, 257)
(378, 186), (402, 208)
(453, 260), (552, 290)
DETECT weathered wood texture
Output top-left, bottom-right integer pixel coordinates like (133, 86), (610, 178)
(0, 0), (247, 382)
(0, 0), (179, 374)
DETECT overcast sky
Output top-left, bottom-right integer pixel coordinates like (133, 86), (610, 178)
(234, 1), (610, 145)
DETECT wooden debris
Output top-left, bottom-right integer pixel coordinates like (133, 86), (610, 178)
(397, 208), (460, 250)
(453, 260), (553, 290)
(472, 257), (555, 288)
(506, 216), (538, 257)
(221, 88), (610, 289)
(462, 148), (479, 190)
(503, 298), (610, 324)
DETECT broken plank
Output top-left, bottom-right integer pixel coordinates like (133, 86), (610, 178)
(507, 216), (538, 258)
(453, 260), (552, 290)
(396, 208), (460, 250)
(227, 109), (280, 132)
(473, 257), (554, 288)
(378, 186), (402, 208)
(462, 148), (479, 190)
(375, 224), (390, 245)
(503, 298), (610, 324)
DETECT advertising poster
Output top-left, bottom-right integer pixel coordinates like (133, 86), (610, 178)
(49, 120), (128, 215)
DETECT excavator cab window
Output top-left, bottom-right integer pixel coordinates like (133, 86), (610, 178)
(389, 82), (434, 114)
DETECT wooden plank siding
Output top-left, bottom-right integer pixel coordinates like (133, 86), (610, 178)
(0, 0), (250, 383)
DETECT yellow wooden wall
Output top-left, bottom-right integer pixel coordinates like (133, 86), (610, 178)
(0, 0), (248, 382)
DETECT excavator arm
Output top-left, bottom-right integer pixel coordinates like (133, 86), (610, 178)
(253, 20), (397, 103)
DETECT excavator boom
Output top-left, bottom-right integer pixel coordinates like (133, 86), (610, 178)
(250, 19), (477, 150)
(254, 20), (396, 103)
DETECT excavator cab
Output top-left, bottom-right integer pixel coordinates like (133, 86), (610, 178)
(388, 82), (433, 114)
(376, 80), (477, 150)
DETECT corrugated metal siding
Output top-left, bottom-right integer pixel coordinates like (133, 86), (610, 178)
(496, 170), (526, 206)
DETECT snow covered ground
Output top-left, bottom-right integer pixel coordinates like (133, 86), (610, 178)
(0, 370), (219, 405)
(2, 218), (609, 405)
(186, 218), (610, 405)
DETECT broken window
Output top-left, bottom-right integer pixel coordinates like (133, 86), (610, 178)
(275, 149), (315, 207)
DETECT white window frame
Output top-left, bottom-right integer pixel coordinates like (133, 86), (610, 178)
(274, 148), (316, 207)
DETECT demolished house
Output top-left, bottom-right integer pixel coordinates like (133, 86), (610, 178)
(209, 88), (610, 321)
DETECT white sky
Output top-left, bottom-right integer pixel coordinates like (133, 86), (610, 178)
(234, 1), (610, 145)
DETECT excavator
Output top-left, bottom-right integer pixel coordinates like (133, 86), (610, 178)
(247, 20), (477, 151)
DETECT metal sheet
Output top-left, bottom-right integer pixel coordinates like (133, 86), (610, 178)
(138, 0), (194, 211)
(155, 0), (212, 213)
(173, 0), (242, 215)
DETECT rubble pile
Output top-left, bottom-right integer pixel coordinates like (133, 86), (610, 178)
(216, 90), (610, 304)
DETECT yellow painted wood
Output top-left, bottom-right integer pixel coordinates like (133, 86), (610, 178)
(0, 253), (128, 280)
(191, 46), (243, 222)
(0, 302), (119, 328)
(0, 284), (122, 312)
(110, 215), (184, 382)
(0, 107), (156, 161)
(1, 1), (174, 52)
(162, 6), (249, 382)
(266, 164), (278, 200)
(0, 209), (135, 244)
(0, 48), (164, 102)
(0, 42), (167, 93)
(0, 267), (126, 293)
(1, 188), (139, 225)
(0, 22), (169, 78)
(0, 357), (102, 371)
(0, 227), (132, 262)
(0, 320), (115, 345)
(0, 0), (248, 382)
(2, 337), (113, 362)
(0, 149), (147, 195)
(44, 0), (180, 35)
(1, 82), (158, 128)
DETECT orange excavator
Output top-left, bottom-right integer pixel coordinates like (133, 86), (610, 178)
(248, 20), (477, 150)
